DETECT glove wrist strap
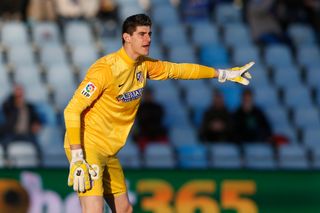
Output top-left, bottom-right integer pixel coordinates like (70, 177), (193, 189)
(71, 149), (84, 162)
(218, 69), (227, 83)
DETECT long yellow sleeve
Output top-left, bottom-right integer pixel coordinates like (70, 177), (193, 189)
(144, 59), (218, 80)
(64, 61), (109, 146)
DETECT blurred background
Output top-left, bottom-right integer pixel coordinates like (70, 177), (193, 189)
(0, 0), (319, 212)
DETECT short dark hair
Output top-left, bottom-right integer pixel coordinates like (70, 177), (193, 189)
(122, 14), (152, 44)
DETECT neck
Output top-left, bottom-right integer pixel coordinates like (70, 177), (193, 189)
(123, 44), (139, 61)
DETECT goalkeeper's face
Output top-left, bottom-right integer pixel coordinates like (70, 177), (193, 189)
(125, 26), (152, 57)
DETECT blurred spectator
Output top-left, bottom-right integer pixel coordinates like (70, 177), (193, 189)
(276, 0), (309, 29)
(55, 0), (99, 22)
(199, 89), (233, 142)
(134, 87), (168, 151)
(0, 84), (42, 146)
(98, 0), (118, 22)
(27, 0), (56, 22)
(304, 0), (320, 32)
(246, 0), (289, 46)
(97, 0), (119, 37)
(0, 0), (29, 20)
(233, 89), (272, 143)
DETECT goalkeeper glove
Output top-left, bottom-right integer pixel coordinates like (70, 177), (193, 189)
(68, 149), (97, 192)
(217, 62), (255, 85)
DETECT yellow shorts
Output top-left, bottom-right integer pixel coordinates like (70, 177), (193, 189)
(65, 147), (127, 197)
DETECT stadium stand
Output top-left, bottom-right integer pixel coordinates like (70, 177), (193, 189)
(209, 143), (242, 169)
(0, 1), (319, 170)
(243, 143), (277, 169)
(144, 143), (175, 168)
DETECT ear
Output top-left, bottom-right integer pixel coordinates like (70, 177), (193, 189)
(123, 33), (131, 43)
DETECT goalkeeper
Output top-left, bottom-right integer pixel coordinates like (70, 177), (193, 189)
(64, 14), (254, 213)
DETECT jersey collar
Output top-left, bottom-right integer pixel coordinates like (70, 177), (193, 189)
(119, 47), (136, 65)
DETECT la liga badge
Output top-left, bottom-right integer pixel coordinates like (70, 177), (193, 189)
(81, 82), (96, 98)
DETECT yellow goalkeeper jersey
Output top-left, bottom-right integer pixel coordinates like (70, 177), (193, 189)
(64, 47), (216, 156)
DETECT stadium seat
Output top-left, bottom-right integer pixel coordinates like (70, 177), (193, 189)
(278, 145), (309, 169)
(190, 22), (219, 46)
(305, 67), (320, 90)
(264, 44), (294, 69)
(232, 46), (261, 66)
(24, 84), (50, 104)
(166, 105), (191, 128)
(302, 128), (320, 148)
(147, 79), (176, 92)
(31, 22), (61, 45)
(184, 85), (211, 114)
(144, 143), (175, 168)
(14, 65), (43, 88)
(70, 45), (99, 69)
(272, 66), (303, 89)
(7, 45), (36, 67)
(265, 106), (290, 131)
(248, 66), (272, 89)
(160, 25), (188, 47)
(46, 65), (76, 110)
(64, 21), (94, 47)
(37, 126), (68, 167)
(177, 144), (208, 168)
(168, 46), (197, 63)
(153, 81), (180, 104)
(199, 43), (229, 67)
(293, 107), (320, 130)
(243, 143), (276, 169)
(7, 141), (40, 168)
(152, 5), (179, 26)
(40, 44), (69, 67)
(287, 23), (316, 48)
(209, 143), (242, 168)
(102, 37), (122, 54)
(152, 82), (191, 128)
(296, 46), (320, 68)
(214, 3), (242, 26)
(283, 86), (313, 109)
(149, 45), (164, 60)
(177, 79), (207, 90)
(1, 21), (28, 47)
(223, 23), (253, 48)
(117, 143), (141, 168)
(311, 147), (320, 169)
(169, 127), (198, 147)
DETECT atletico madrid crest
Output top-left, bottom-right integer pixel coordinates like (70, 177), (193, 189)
(136, 71), (144, 83)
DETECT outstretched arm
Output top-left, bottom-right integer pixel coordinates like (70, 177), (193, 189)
(145, 59), (255, 85)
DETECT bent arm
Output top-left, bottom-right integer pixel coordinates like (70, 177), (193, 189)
(64, 62), (109, 147)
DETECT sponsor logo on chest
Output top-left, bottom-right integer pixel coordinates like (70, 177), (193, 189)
(117, 88), (144, 103)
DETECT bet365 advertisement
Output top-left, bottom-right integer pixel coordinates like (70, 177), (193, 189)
(0, 169), (319, 213)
